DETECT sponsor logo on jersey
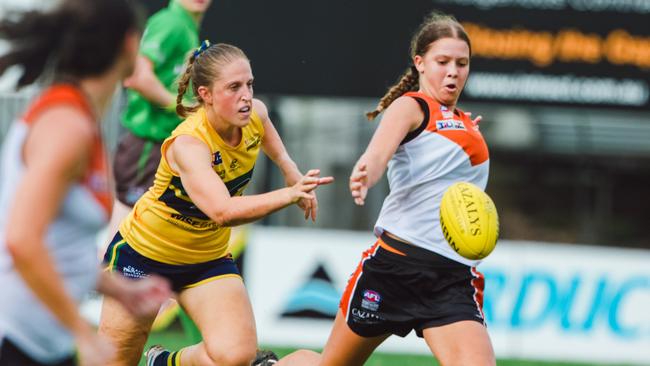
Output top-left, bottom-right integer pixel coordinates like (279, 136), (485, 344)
(245, 134), (261, 151)
(440, 105), (456, 118)
(436, 119), (466, 131)
(170, 213), (218, 229)
(361, 289), (381, 311)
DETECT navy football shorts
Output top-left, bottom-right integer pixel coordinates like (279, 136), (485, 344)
(104, 232), (240, 293)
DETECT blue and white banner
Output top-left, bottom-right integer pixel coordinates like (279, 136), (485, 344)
(245, 226), (650, 365)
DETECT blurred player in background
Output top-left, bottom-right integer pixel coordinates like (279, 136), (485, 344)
(0, 1), (171, 365)
(98, 41), (333, 366)
(276, 11), (495, 366)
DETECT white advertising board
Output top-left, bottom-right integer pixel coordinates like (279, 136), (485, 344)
(245, 226), (650, 365)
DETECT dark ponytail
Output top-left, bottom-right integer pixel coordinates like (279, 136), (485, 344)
(0, 0), (144, 89)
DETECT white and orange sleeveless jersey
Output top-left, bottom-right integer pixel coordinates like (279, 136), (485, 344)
(0, 85), (111, 362)
(374, 91), (489, 266)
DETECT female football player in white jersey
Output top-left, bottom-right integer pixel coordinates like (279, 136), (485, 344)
(0, 1), (171, 365)
(274, 11), (495, 366)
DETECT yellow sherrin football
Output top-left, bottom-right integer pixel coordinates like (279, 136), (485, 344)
(440, 182), (499, 260)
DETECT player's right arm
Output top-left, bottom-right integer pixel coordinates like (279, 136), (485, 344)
(123, 55), (175, 108)
(167, 135), (333, 227)
(3, 107), (113, 359)
(350, 96), (423, 205)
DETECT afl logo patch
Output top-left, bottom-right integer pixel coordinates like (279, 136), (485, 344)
(361, 289), (381, 311)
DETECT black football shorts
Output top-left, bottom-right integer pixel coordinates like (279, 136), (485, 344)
(339, 233), (486, 338)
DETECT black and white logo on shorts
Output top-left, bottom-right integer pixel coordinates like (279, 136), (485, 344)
(351, 307), (384, 324)
(122, 265), (146, 279)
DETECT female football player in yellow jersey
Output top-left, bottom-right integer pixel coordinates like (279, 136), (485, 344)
(98, 41), (333, 366)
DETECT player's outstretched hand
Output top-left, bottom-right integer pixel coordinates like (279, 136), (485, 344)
(296, 192), (320, 222)
(349, 162), (368, 206)
(466, 111), (482, 127)
(289, 169), (333, 205)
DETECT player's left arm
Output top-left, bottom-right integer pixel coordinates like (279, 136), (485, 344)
(256, 98), (318, 220)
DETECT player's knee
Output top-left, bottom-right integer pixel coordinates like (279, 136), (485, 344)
(202, 342), (256, 366)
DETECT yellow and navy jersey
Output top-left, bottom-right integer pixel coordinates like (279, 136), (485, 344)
(119, 107), (264, 264)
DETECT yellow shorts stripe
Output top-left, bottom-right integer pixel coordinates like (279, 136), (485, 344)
(175, 349), (183, 365)
(184, 273), (242, 290)
(105, 238), (127, 272)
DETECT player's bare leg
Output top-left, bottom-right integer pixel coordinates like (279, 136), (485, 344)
(422, 320), (495, 366)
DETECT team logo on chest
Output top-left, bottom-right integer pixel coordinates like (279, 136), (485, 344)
(440, 105), (454, 119)
(212, 151), (226, 179)
(212, 151), (223, 166)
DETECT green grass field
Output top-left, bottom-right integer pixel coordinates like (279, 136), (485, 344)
(137, 324), (635, 366)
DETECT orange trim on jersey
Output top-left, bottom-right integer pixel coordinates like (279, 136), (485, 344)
(339, 242), (380, 317)
(23, 84), (111, 216)
(403, 91), (489, 166)
(23, 84), (94, 124)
